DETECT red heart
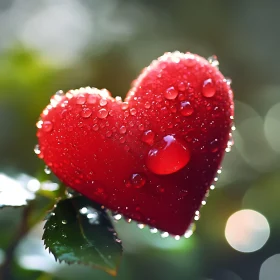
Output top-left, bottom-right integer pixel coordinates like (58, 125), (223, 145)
(37, 52), (233, 236)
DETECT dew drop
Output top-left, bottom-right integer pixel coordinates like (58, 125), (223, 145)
(161, 232), (169, 238)
(87, 95), (97, 104)
(144, 101), (151, 109)
(210, 139), (219, 153)
(137, 223), (145, 229)
(105, 131), (112, 138)
(179, 101), (194, 116)
(42, 121), (53, 132)
(226, 78), (232, 85)
(130, 108), (137, 116)
(141, 130), (155, 146)
(79, 207), (88, 214)
(113, 214), (122, 221)
(92, 124), (99, 131)
(146, 135), (190, 175)
(202, 78), (216, 98)
(119, 125), (127, 134)
(150, 228), (158, 234)
(99, 99), (107, 106)
(184, 53), (196, 67)
(125, 173), (146, 188)
(97, 108), (108, 119)
(164, 86), (178, 100)
(208, 55), (219, 68)
(36, 120), (43, 129)
(34, 144), (40, 155)
(138, 124), (145, 131)
(55, 90), (64, 96)
(62, 220), (67, 225)
(76, 95), (86, 104)
(80, 108), (92, 118)
(121, 102), (128, 110)
(178, 82), (186, 91)
(44, 166), (51, 175)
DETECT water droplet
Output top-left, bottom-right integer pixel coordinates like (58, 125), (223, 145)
(99, 99), (107, 106)
(125, 173), (146, 188)
(164, 86), (178, 100)
(226, 78), (232, 85)
(121, 102), (128, 110)
(210, 185), (215, 190)
(210, 139), (219, 153)
(202, 78), (216, 98)
(141, 130), (155, 145)
(113, 213), (122, 221)
(119, 137), (126, 144)
(80, 108), (92, 118)
(178, 82), (186, 91)
(115, 238), (122, 243)
(42, 121), (53, 132)
(138, 124), (145, 131)
(137, 223), (145, 229)
(184, 53), (196, 67)
(150, 228), (158, 234)
(34, 144), (40, 155)
(119, 125), (127, 134)
(184, 223), (195, 238)
(146, 135), (190, 175)
(76, 95), (86, 104)
(87, 95), (97, 104)
(55, 90), (64, 96)
(144, 101), (151, 109)
(174, 235), (180, 241)
(179, 101), (194, 116)
(62, 220), (67, 225)
(161, 232), (169, 238)
(92, 124), (99, 131)
(130, 108), (137, 116)
(105, 131), (112, 138)
(208, 55), (219, 68)
(44, 166), (51, 175)
(36, 120), (43, 129)
(97, 108), (108, 119)
(79, 207), (88, 214)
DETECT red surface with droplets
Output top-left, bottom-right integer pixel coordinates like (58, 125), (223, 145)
(37, 52), (234, 235)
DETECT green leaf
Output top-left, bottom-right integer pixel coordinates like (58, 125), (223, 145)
(43, 196), (123, 276)
(0, 174), (36, 208)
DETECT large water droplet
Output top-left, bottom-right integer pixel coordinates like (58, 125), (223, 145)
(164, 86), (178, 100)
(34, 144), (40, 155)
(42, 121), (53, 132)
(179, 101), (194, 116)
(141, 130), (155, 145)
(125, 173), (146, 188)
(80, 108), (92, 118)
(202, 78), (216, 98)
(97, 108), (108, 119)
(146, 135), (190, 175)
(62, 220), (67, 225)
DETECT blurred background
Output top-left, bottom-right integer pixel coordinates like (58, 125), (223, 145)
(0, 0), (280, 279)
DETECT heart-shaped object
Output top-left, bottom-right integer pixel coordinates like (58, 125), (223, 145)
(37, 52), (234, 236)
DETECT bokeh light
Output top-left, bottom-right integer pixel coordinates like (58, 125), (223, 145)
(225, 210), (270, 253)
(259, 254), (280, 280)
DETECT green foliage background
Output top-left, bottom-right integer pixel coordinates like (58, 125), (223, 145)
(0, 0), (280, 279)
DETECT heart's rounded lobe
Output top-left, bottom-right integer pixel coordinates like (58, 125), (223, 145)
(37, 52), (234, 235)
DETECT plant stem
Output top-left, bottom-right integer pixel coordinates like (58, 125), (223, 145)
(0, 203), (33, 280)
